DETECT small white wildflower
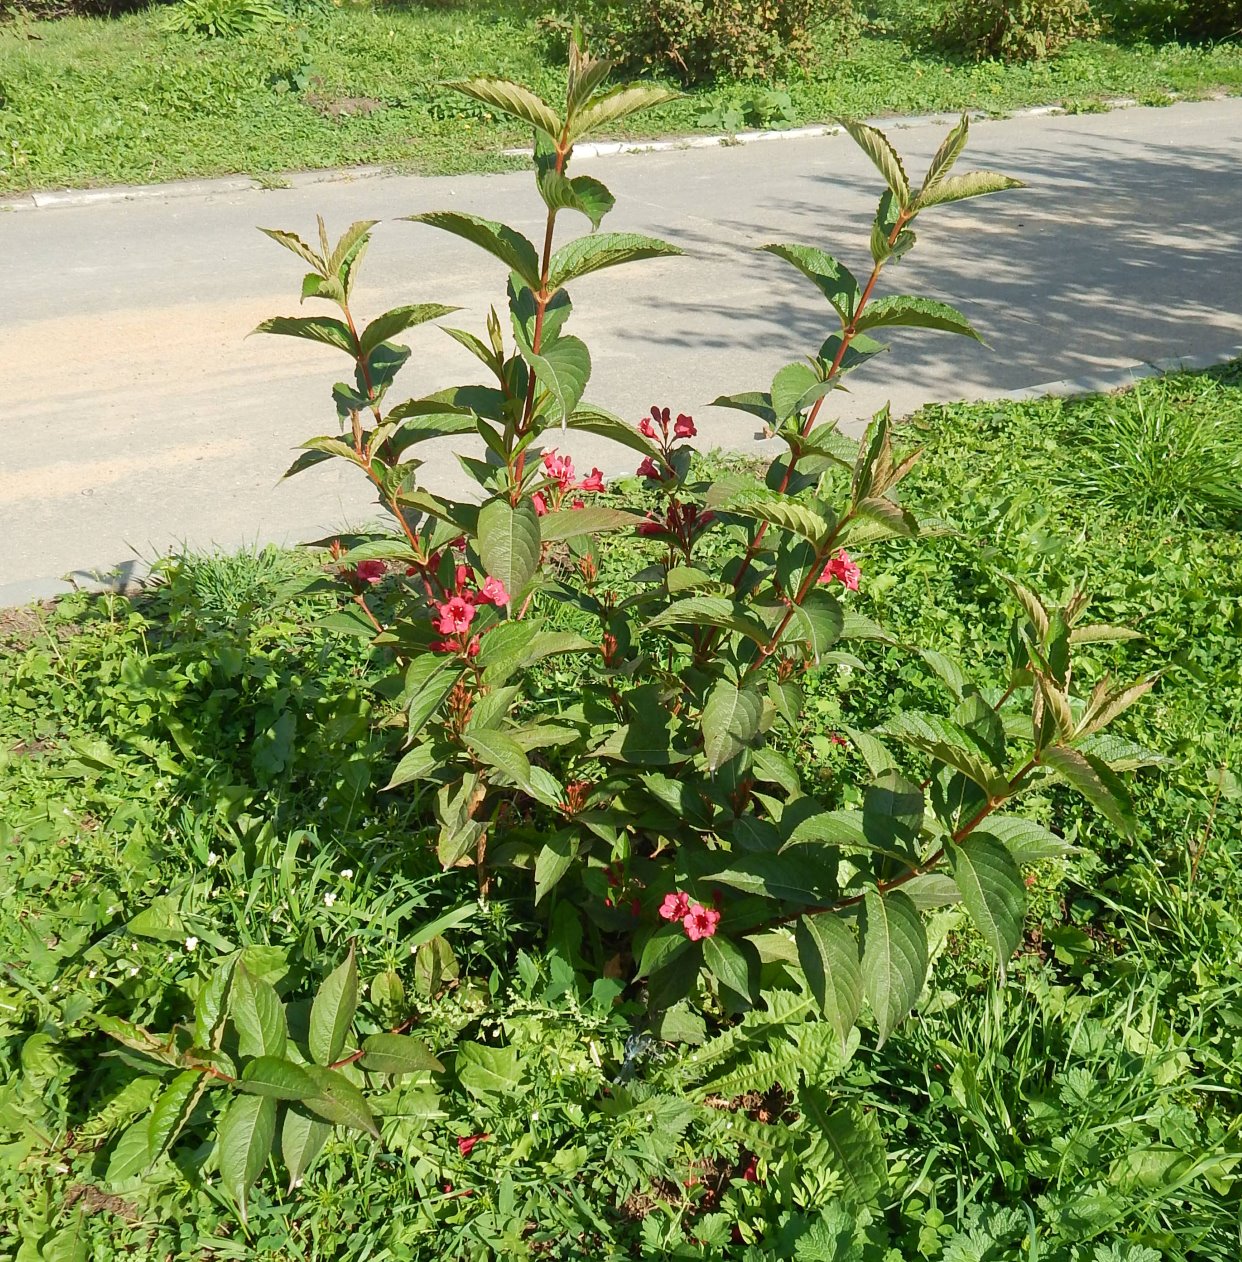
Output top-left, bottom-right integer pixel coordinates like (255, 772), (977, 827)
(341, 868), (354, 881)
(166, 952), (176, 962)
(531, 1111), (539, 1122)
(206, 851), (219, 867)
(184, 936), (199, 952)
(130, 942), (139, 952)
(128, 965), (139, 977)
(88, 969), (97, 979)
(324, 892), (336, 907)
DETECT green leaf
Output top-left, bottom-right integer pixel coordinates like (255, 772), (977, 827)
(539, 505), (639, 542)
(402, 656), (463, 747)
(839, 117), (910, 206)
(646, 596), (770, 646)
(477, 496), (542, 603)
(854, 296), (981, 341)
(359, 1033), (444, 1076)
(309, 946), (358, 1067)
(252, 315), (355, 355)
(976, 817), (1070, 863)
(457, 1042), (524, 1098)
(918, 115), (969, 202)
(511, 325), (591, 425)
(770, 360), (823, 421)
(282, 1109), (331, 1191)
(761, 243), (861, 323)
(569, 82), (680, 140)
(917, 170), (1025, 210)
(801, 1093), (888, 1203)
(711, 391), (777, 427)
(783, 589), (844, 663)
(147, 1070), (207, 1164)
(861, 888), (927, 1046)
(301, 1064), (380, 1136)
(795, 913), (863, 1047)
(537, 169), (615, 231)
(463, 728), (533, 789)
(218, 1094), (277, 1225)
(879, 712), (1008, 796)
(702, 935), (755, 1005)
(231, 965), (287, 1060)
(1039, 745), (1135, 834)
(238, 1056), (321, 1101)
(566, 405), (663, 460)
(547, 233), (682, 292)
(193, 958), (235, 1052)
(259, 225), (322, 271)
(358, 304), (458, 359)
(863, 771), (924, 857)
(534, 833), (579, 904)
(947, 834), (1025, 969)
(406, 212), (540, 291)
(701, 679), (763, 772)
(446, 77), (561, 140)
(106, 1117), (153, 1183)
(478, 624), (593, 686)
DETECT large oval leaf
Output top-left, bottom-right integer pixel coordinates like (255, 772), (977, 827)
(477, 496), (541, 602)
(860, 888), (927, 1046)
(218, 1094), (277, 1225)
(309, 946), (357, 1067)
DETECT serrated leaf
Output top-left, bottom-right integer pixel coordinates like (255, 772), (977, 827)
(147, 1070), (206, 1164)
(854, 296), (980, 341)
(919, 115), (969, 202)
(540, 505), (638, 542)
(702, 935), (755, 1004)
(879, 712), (1008, 796)
(566, 405), (663, 460)
(477, 496), (542, 602)
(701, 679), (763, 772)
(358, 304), (458, 359)
(861, 888), (927, 1045)
(1078, 673), (1160, 737)
(463, 728), (533, 790)
(193, 958), (235, 1052)
(726, 490), (832, 545)
(839, 117), (910, 206)
(796, 913), (863, 1046)
(947, 835), (1025, 969)
(309, 947), (357, 1067)
(863, 770), (924, 858)
(646, 596), (770, 646)
(231, 965), (286, 1060)
(783, 588), (844, 663)
(917, 170), (1025, 209)
(547, 232), (682, 292)
(457, 1042), (524, 1097)
(406, 212), (540, 291)
(802, 1092), (887, 1202)
(569, 82), (680, 140)
(359, 1033), (444, 1076)
(770, 360), (821, 421)
(301, 1064), (380, 1136)
(1039, 745), (1135, 834)
(976, 817), (1070, 863)
(282, 1109), (331, 1191)
(447, 77), (561, 140)
(711, 391), (778, 427)
(259, 226), (322, 271)
(511, 324), (591, 425)
(106, 1117), (153, 1183)
(537, 169), (615, 231)
(238, 1056), (321, 1101)
(218, 1094), (277, 1225)
(761, 243), (861, 323)
(253, 315), (355, 355)
(1068, 623), (1143, 645)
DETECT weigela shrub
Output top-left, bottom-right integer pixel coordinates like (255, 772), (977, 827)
(933, 0), (1099, 61)
(99, 32), (1163, 1216)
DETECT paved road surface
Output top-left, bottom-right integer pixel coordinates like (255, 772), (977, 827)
(3, 99), (1241, 603)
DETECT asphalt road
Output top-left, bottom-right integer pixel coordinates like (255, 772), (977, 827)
(3, 98), (1241, 603)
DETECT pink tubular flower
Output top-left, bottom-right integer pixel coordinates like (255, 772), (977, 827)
(673, 413), (696, 439)
(819, 548), (861, 592)
(658, 891), (691, 922)
(571, 498), (585, 510)
(355, 559), (386, 585)
(429, 639), (458, 653)
(636, 456), (663, 481)
(542, 449), (576, 490)
(578, 467), (606, 493)
(457, 1133), (489, 1158)
(638, 416), (657, 439)
(479, 576), (510, 606)
(531, 491), (548, 517)
(683, 902), (721, 941)
(636, 515), (664, 537)
(435, 595), (476, 636)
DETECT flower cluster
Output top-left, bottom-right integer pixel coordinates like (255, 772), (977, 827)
(532, 449), (606, 516)
(659, 890), (722, 941)
(819, 548), (861, 591)
(429, 565), (510, 655)
(639, 405), (696, 443)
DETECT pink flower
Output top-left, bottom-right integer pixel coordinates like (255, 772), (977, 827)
(828, 732), (849, 747)
(578, 468), (605, 493)
(819, 548), (861, 592)
(355, 559), (386, 585)
(682, 902), (721, 941)
(636, 456), (663, 481)
(571, 498), (585, 510)
(479, 576), (510, 606)
(673, 413), (696, 439)
(638, 416), (657, 439)
(542, 449), (576, 490)
(531, 491), (548, 517)
(658, 891), (691, 922)
(435, 596), (476, 636)
(466, 635), (481, 659)
(429, 639), (458, 653)
(636, 516), (664, 537)
(457, 1133), (489, 1157)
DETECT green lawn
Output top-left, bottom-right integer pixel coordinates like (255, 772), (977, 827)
(2, 1), (1241, 192)
(2, 364), (1240, 1259)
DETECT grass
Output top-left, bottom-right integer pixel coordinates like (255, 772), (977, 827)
(2, 0), (1242, 192)
(2, 364), (1240, 1257)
